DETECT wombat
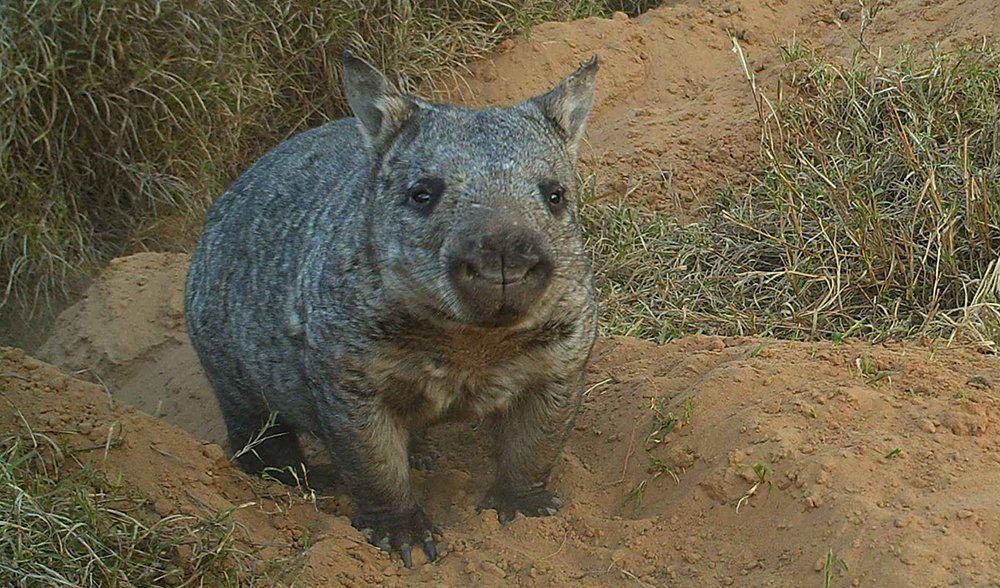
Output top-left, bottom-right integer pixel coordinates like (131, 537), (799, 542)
(184, 50), (599, 567)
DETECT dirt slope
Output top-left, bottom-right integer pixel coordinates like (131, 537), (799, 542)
(23, 253), (1000, 586)
(38, 252), (226, 446)
(433, 0), (1000, 219)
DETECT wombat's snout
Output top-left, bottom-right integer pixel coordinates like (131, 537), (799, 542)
(448, 225), (553, 325)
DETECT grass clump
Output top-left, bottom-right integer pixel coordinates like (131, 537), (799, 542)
(0, 0), (658, 321)
(584, 45), (1000, 349)
(0, 425), (302, 586)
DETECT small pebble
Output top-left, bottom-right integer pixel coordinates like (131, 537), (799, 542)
(153, 498), (173, 517)
(966, 375), (991, 389)
(88, 429), (107, 444)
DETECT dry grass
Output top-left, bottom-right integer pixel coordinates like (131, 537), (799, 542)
(0, 422), (305, 587)
(584, 44), (1000, 349)
(0, 0), (657, 320)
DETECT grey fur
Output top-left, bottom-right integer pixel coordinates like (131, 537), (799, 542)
(184, 51), (599, 567)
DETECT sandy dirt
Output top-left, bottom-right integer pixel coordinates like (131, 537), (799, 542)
(21, 253), (1000, 587)
(7, 0), (1000, 585)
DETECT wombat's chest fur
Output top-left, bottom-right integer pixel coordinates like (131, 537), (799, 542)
(366, 323), (574, 425)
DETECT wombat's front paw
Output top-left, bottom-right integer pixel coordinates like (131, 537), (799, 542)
(479, 485), (564, 524)
(409, 443), (441, 471)
(352, 506), (441, 568)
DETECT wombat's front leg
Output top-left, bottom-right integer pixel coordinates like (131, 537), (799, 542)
(481, 373), (583, 523)
(319, 401), (440, 567)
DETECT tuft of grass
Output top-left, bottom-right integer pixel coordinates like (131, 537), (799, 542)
(0, 0), (655, 321)
(822, 549), (849, 587)
(583, 45), (1000, 350)
(0, 423), (305, 587)
(646, 455), (680, 483)
(622, 395), (687, 511)
(644, 398), (677, 448)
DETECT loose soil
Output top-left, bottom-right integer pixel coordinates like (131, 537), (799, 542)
(18, 252), (1000, 587)
(6, 0), (1000, 585)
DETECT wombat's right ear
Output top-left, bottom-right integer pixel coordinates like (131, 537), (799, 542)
(342, 50), (416, 153)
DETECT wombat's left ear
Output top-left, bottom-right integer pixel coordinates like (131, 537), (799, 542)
(529, 55), (599, 159)
(342, 50), (417, 154)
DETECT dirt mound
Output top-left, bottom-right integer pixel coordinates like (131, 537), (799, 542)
(37, 252), (225, 445)
(437, 0), (1000, 219)
(0, 346), (358, 584)
(21, 253), (1000, 586)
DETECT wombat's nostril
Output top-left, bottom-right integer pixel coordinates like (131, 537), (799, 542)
(455, 261), (477, 282)
(501, 251), (543, 284)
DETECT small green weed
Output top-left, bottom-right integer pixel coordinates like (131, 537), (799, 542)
(736, 462), (773, 512)
(624, 479), (647, 512)
(822, 549), (849, 588)
(645, 399), (678, 448)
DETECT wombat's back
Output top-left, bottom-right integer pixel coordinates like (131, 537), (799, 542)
(184, 118), (368, 395)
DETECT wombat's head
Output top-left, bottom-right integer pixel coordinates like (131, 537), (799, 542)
(344, 51), (597, 328)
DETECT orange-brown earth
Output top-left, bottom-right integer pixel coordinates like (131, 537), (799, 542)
(19, 252), (999, 586)
(6, 0), (1000, 585)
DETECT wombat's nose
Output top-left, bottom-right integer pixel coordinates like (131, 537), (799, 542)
(448, 227), (553, 324)
(452, 230), (550, 285)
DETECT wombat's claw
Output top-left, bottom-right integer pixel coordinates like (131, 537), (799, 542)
(408, 450), (440, 471)
(353, 507), (441, 568)
(409, 440), (441, 471)
(479, 486), (564, 524)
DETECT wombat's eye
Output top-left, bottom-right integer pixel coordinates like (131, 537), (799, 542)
(404, 177), (445, 214)
(539, 180), (567, 214)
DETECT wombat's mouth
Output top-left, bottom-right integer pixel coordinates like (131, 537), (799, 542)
(473, 302), (534, 328)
